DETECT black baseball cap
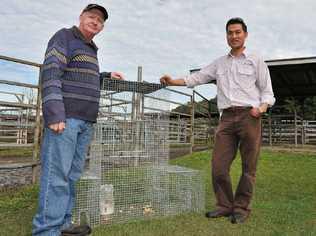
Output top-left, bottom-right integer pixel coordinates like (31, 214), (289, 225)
(82, 4), (108, 21)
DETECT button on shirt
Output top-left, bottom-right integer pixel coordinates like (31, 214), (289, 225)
(183, 50), (275, 112)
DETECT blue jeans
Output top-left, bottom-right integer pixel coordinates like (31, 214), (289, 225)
(32, 118), (94, 236)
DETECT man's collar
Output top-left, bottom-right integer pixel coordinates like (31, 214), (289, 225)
(228, 47), (248, 58)
(71, 26), (98, 51)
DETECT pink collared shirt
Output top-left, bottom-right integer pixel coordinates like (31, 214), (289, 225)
(183, 50), (276, 112)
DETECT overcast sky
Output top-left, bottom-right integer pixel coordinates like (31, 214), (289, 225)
(1, 0), (316, 101)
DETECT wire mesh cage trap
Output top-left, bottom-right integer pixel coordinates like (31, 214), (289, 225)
(72, 79), (205, 227)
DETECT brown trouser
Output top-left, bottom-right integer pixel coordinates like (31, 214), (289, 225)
(212, 107), (261, 216)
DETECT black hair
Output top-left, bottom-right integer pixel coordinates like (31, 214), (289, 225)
(226, 17), (247, 32)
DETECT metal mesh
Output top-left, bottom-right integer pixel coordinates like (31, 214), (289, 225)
(151, 165), (205, 216)
(73, 80), (204, 226)
(101, 79), (165, 94)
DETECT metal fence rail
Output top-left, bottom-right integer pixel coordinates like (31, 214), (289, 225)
(0, 57), (212, 189)
(261, 114), (316, 146)
(0, 54), (42, 183)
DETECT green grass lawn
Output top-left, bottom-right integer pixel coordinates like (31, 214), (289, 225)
(0, 149), (315, 236)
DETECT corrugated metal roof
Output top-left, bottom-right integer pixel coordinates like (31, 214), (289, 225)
(266, 57), (316, 66)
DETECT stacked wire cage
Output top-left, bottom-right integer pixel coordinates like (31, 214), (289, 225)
(73, 78), (204, 227)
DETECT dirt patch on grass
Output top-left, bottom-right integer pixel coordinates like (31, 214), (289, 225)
(262, 145), (316, 155)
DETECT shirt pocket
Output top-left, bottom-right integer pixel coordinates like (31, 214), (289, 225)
(215, 68), (229, 90)
(215, 68), (227, 80)
(237, 64), (256, 89)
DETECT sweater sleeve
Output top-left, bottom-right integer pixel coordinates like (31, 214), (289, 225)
(41, 29), (68, 125)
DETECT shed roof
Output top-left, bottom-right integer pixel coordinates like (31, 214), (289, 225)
(266, 57), (316, 98)
(190, 56), (316, 99)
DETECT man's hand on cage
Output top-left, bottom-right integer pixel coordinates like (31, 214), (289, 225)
(111, 72), (124, 80)
(160, 75), (185, 86)
(160, 75), (172, 85)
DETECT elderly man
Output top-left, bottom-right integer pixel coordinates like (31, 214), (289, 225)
(160, 17), (275, 224)
(32, 4), (124, 235)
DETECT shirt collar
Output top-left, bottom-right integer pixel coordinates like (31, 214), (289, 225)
(228, 47), (248, 58)
(71, 26), (98, 51)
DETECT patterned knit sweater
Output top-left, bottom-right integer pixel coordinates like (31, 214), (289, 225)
(41, 26), (111, 126)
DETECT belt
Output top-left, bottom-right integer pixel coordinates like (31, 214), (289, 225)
(223, 106), (252, 112)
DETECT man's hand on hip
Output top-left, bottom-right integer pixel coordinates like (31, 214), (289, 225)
(250, 103), (269, 118)
(48, 122), (65, 134)
(249, 108), (262, 118)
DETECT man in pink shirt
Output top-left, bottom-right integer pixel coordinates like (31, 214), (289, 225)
(160, 17), (275, 224)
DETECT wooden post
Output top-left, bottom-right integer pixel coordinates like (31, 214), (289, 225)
(135, 66), (143, 152)
(294, 111), (297, 147)
(190, 92), (195, 154)
(136, 66), (142, 119)
(131, 92), (136, 120)
(178, 114), (181, 143)
(301, 118), (305, 146)
(268, 113), (272, 146)
(207, 99), (212, 147)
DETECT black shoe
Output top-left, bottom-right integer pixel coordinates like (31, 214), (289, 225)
(229, 213), (248, 224)
(61, 224), (92, 236)
(205, 210), (231, 218)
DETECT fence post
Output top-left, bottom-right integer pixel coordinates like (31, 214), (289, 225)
(301, 119), (305, 146)
(294, 111), (297, 147)
(32, 66), (42, 184)
(268, 112), (272, 146)
(190, 92), (195, 154)
(136, 66), (142, 119)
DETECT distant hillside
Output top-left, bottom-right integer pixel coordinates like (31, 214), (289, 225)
(172, 98), (218, 116)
